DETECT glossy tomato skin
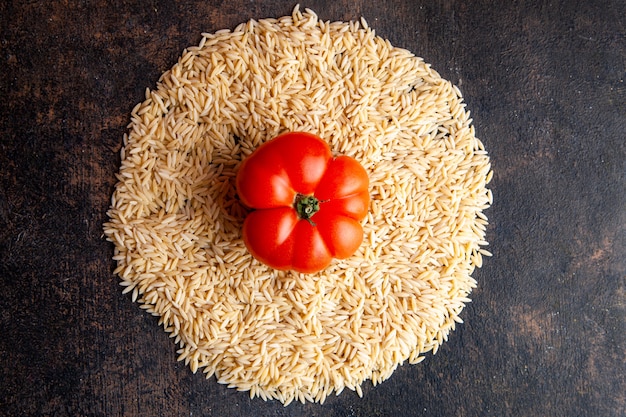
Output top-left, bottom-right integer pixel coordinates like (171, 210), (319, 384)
(236, 132), (369, 273)
(236, 132), (330, 208)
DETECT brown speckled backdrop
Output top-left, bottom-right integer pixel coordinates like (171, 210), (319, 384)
(1, 1), (624, 416)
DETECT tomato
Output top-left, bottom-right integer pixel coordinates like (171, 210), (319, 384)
(236, 132), (369, 273)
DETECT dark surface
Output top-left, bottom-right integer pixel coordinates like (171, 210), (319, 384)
(1, 0), (624, 416)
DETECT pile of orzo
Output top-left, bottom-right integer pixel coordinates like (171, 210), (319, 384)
(103, 5), (492, 405)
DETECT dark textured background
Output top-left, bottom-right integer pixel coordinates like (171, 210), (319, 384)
(1, 1), (624, 416)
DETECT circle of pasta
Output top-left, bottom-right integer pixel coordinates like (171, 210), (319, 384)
(104, 6), (492, 405)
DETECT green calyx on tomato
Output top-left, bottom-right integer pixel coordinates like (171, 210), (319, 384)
(236, 131), (370, 274)
(294, 194), (322, 225)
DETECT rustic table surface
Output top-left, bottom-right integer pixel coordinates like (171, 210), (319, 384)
(1, 1), (624, 416)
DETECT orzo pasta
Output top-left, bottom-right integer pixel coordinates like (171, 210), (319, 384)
(103, 5), (492, 405)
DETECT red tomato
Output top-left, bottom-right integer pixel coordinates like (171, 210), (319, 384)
(236, 132), (369, 273)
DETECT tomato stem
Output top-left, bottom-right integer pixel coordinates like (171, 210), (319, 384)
(294, 194), (320, 226)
